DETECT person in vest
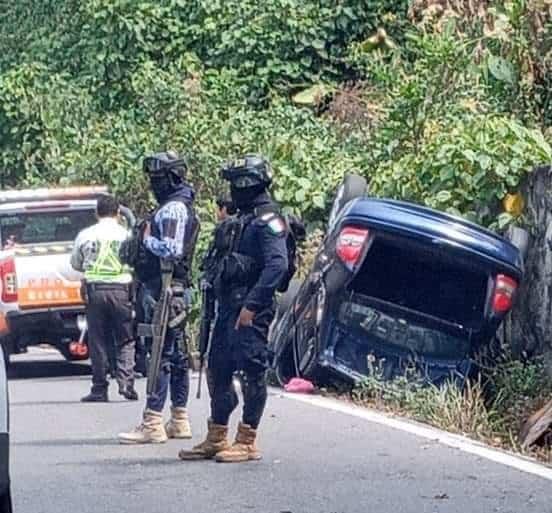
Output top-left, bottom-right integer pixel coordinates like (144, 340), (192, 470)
(119, 151), (199, 444)
(71, 194), (137, 403)
(178, 155), (288, 463)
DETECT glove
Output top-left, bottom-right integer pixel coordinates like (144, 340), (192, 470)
(168, 295), (187, 329)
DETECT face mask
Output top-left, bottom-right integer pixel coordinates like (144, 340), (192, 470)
(230, 185), (264, 210)
(150, 175), (172, 203)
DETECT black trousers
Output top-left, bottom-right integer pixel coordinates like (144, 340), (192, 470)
(208, 304), (275, 429)
(85, 284), (136, 394)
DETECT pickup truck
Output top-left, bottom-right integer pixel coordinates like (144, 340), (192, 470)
(0, 186), (132, 367)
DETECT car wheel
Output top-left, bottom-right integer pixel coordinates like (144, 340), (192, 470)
(274, 341), (297, 388)
(275, 279), (302, 321)
(0, 489), (12, 513)
(328, 174), (368, 230)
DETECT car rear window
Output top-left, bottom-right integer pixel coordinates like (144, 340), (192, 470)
(0, 209), (96, 247)
(349, 234), (489, 329)
(338, 298), (472, 361)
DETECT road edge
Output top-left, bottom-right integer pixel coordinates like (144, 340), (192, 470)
(274, 388), (552, 482)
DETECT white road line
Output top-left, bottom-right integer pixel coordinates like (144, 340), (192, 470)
(276, 389), (552, 481)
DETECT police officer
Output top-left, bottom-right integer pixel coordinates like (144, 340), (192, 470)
(179, 155), (288, 463)
(71, 194), (137, 402)
(119, 151), (199, 444)
(215, 193), (236, 222)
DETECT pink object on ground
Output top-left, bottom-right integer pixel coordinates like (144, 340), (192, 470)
(284, 377), (315, 394)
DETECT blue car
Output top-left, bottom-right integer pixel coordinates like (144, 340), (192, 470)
(270, 175), (523, 387)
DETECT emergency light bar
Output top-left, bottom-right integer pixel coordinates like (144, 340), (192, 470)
(0, 186), (109, 204)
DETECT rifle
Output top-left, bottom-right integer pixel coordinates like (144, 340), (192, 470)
(196, 279), (215, 399)
(137, 259), (174, 396)
(194, 216), (245, 399)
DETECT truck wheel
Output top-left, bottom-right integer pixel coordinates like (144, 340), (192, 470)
(328, 174), (367, 230)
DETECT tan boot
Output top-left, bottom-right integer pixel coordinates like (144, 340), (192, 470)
(118, 409), (168, 444)
(178, 419), (230, 460)
(165, 407), (192, 439)
(215, 422), (261, 463)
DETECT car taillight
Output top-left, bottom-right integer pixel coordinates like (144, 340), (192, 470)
(492, 274), (518, 313)
(336, 226), (370, 269)
(0, 258), (17, 303)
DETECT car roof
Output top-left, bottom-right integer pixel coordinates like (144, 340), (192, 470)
(341, 197), (522, 274)
(0, 186), (107, 205)
(0, 199), (98, 214)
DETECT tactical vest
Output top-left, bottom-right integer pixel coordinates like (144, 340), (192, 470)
(140, 196), (200, 288)
(211, 201), (303, 295)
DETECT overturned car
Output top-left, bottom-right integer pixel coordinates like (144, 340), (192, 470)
(269, 175), (523, 387)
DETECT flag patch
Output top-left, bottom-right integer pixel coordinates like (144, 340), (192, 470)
(267, 217), (285, 234)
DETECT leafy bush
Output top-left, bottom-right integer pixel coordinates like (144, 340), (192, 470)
(347, 24), (551, 227)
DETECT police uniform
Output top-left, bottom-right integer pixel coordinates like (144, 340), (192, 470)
(141, 192), (195, 413)
(209, 194), (288, 428)
(179, 158), (289, 463)
(118, 151), (199, 445)
(71, 216), (135, 400)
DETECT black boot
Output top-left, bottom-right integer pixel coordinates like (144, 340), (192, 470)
(81, 391), (108, 402)
(119, 383), (139, 401)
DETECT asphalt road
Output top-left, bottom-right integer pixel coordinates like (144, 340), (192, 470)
(8, 349), (552, 513)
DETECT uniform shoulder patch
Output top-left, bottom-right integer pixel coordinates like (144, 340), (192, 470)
(266, 216), (286, 235)
(260, 212), (277, 222)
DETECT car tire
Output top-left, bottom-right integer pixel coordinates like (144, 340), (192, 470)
(275, 279), (302, 321)
(328, 174), (368, 230)
(274, 341), (297, 388)
(0, 489), (12, 513)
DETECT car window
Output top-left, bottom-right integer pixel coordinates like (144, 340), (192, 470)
(338, 298), (471, 360)
(0, 209), (96, 247)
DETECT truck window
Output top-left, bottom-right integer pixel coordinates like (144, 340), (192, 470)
(0, 209), (96, 247)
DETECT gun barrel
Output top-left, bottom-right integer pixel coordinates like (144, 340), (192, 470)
(146, 267), (173, 396)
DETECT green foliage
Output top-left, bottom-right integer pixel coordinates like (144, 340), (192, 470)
(0, 0), (409, 106)
(348, 23), (551, 226)
(0, 0), (549, 232)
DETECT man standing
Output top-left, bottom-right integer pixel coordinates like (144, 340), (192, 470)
(71, 194), (137, 402)
(118, 151), (199, 444)
(179, 155), (288, 463)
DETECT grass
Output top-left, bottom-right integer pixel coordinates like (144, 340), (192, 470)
(348, 353), (552, 463)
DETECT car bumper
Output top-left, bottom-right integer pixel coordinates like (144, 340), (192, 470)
(6, 307), (85, 344)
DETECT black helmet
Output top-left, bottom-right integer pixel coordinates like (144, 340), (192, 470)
(143, 151), (187, 181)
(143, 151), (187, 202)
(220, 155), (272, 189)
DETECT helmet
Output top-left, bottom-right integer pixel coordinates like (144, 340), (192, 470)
(143, 151), (187, 181)
(220, 155), (272, 189)
(143, 151), (187, 202)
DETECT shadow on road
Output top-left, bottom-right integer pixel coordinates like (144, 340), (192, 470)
(8, 359), (91, 381)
